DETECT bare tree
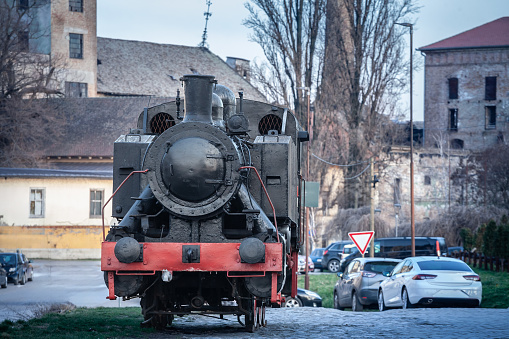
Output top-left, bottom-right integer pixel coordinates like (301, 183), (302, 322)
(244, 0), (326, 122)
(0, 0), (66, 166)
(315, 0), (418, 208)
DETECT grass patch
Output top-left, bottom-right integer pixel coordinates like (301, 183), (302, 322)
(298, 268), (509, 309)
(471, 266), (509, 308)
(298, 273), (337, 308)
(0, 307), (153, 339)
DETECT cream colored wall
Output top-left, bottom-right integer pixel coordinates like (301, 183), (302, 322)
(0, 177), (113, 226)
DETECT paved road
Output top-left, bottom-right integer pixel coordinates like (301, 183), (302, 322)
(0, 259), (138, 322)
(1, 260), (508, 338)
(148, 307), (509, 338)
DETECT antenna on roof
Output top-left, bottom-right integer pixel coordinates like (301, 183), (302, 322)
(199, 0), (212, 49)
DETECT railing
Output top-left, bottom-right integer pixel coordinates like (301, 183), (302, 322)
(452, 252), (509, 273)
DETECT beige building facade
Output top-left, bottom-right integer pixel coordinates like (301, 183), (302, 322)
(0, 168), (113, 258)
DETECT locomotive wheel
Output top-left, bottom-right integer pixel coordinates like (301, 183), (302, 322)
(150, 314), (173, 330)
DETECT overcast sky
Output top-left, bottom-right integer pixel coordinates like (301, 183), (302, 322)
(97, 0), (509, 121)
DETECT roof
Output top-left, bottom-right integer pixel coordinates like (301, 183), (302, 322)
(418, 17), (509, 51)
(0, 167), (112, 179)
(37, 97), (171, 158)
(96, 37), (266, 101)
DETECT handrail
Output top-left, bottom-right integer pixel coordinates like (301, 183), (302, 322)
(101, 169), (149, 241)
(239, 166), (279, 242)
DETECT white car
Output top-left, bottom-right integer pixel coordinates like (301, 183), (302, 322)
(378, 256), (482, 311)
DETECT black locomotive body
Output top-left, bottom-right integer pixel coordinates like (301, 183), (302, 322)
(101, 75), (307, 331)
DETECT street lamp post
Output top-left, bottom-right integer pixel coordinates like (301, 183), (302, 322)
(297, 86), (310, 289)
(396, 22), (415, 256)
(394, 203), (401, 237)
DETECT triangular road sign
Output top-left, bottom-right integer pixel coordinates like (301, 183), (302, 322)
(348, 231), (375, 255)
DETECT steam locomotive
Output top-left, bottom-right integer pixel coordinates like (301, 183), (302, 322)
(101, 75), (308, 331)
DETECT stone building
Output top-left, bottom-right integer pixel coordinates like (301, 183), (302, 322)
(418, 17), (509, 151)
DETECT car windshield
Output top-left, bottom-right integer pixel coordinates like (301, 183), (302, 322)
(364, 261), (399, 273)
(0, 254), (15, 264)
(417, 260), (471, 272)
(312, 249), (323, 256)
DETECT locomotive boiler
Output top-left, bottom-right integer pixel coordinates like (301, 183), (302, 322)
(101, 75), (308, 331)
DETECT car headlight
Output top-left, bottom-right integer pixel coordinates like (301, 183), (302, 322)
(303, 290), (321, 299)
(9, 267), (15, 272)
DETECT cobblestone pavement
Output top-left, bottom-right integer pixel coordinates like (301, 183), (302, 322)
(148, 307), (509, 338)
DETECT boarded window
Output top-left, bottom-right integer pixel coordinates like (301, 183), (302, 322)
(17, 30), (29, 52)
(449, 108), (458, 131)
(448, 78), (458, 99)
(90, 190), (104, 218)
(393, 178), (401, 204)
(485, 106), (496, 129)
(485, 77), (497, 100)
(30, 188), (45, 218)
(69, 33), (83, 58)
(65, 82), (87, 97)
(69, 0), (83, 12)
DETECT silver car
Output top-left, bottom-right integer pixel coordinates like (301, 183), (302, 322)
(333, 257), (402, 311)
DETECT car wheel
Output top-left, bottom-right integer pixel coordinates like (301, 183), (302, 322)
(378, 290), (387, 312)
(334, 291), (345, 310)
(352, 291), (363, 312)
(1, 276), (7, 288)
(284, 297), (302, 307)
(20, 273), (26, 285)
(28, 269), (33, 282)
(328, 259), (340, 273)
(13, 274), (19, 285)
(402, 288), (413, 309)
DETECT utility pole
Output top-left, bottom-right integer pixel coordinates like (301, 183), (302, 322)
(370, 157), (375, 258)
(396, 22), (415, 257)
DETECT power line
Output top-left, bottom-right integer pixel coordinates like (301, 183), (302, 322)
(311, 153), (370, 167)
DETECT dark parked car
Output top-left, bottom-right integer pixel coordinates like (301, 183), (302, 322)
(322, 240), (353, 273)
(0, 266), (7, 288)
(333, 258), (402, 311)
(284, 288), (322, 307)
(0, 251), (33, 285)
(310, 248), (325, 271)
(447, 246), (464, 256)
(339, 237), (448, 273)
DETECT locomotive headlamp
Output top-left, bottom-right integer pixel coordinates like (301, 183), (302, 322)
(239, 237), (266, 264)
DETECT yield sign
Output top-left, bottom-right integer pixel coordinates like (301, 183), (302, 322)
(348, 231), (375, 255)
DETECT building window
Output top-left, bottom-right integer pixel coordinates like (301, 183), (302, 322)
(485, 76), (497, 100)
(448, 78), (458, 99)
(18, 0), (29, 10)
(17, 30), (29, 52)
(90, 190), (104, 218)
(29, 188), (45, 218)
(69, 0), (83, 12)
(485, 106), (496, 129)
(451, 139), (464, 149)
(65, 82), (87, 97)
(424, 176), (431, 185)
(449, 108), (458, 131)
(69, 33), (83, 59)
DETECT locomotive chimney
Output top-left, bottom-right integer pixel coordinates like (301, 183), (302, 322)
(182, 74), (216, 124)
